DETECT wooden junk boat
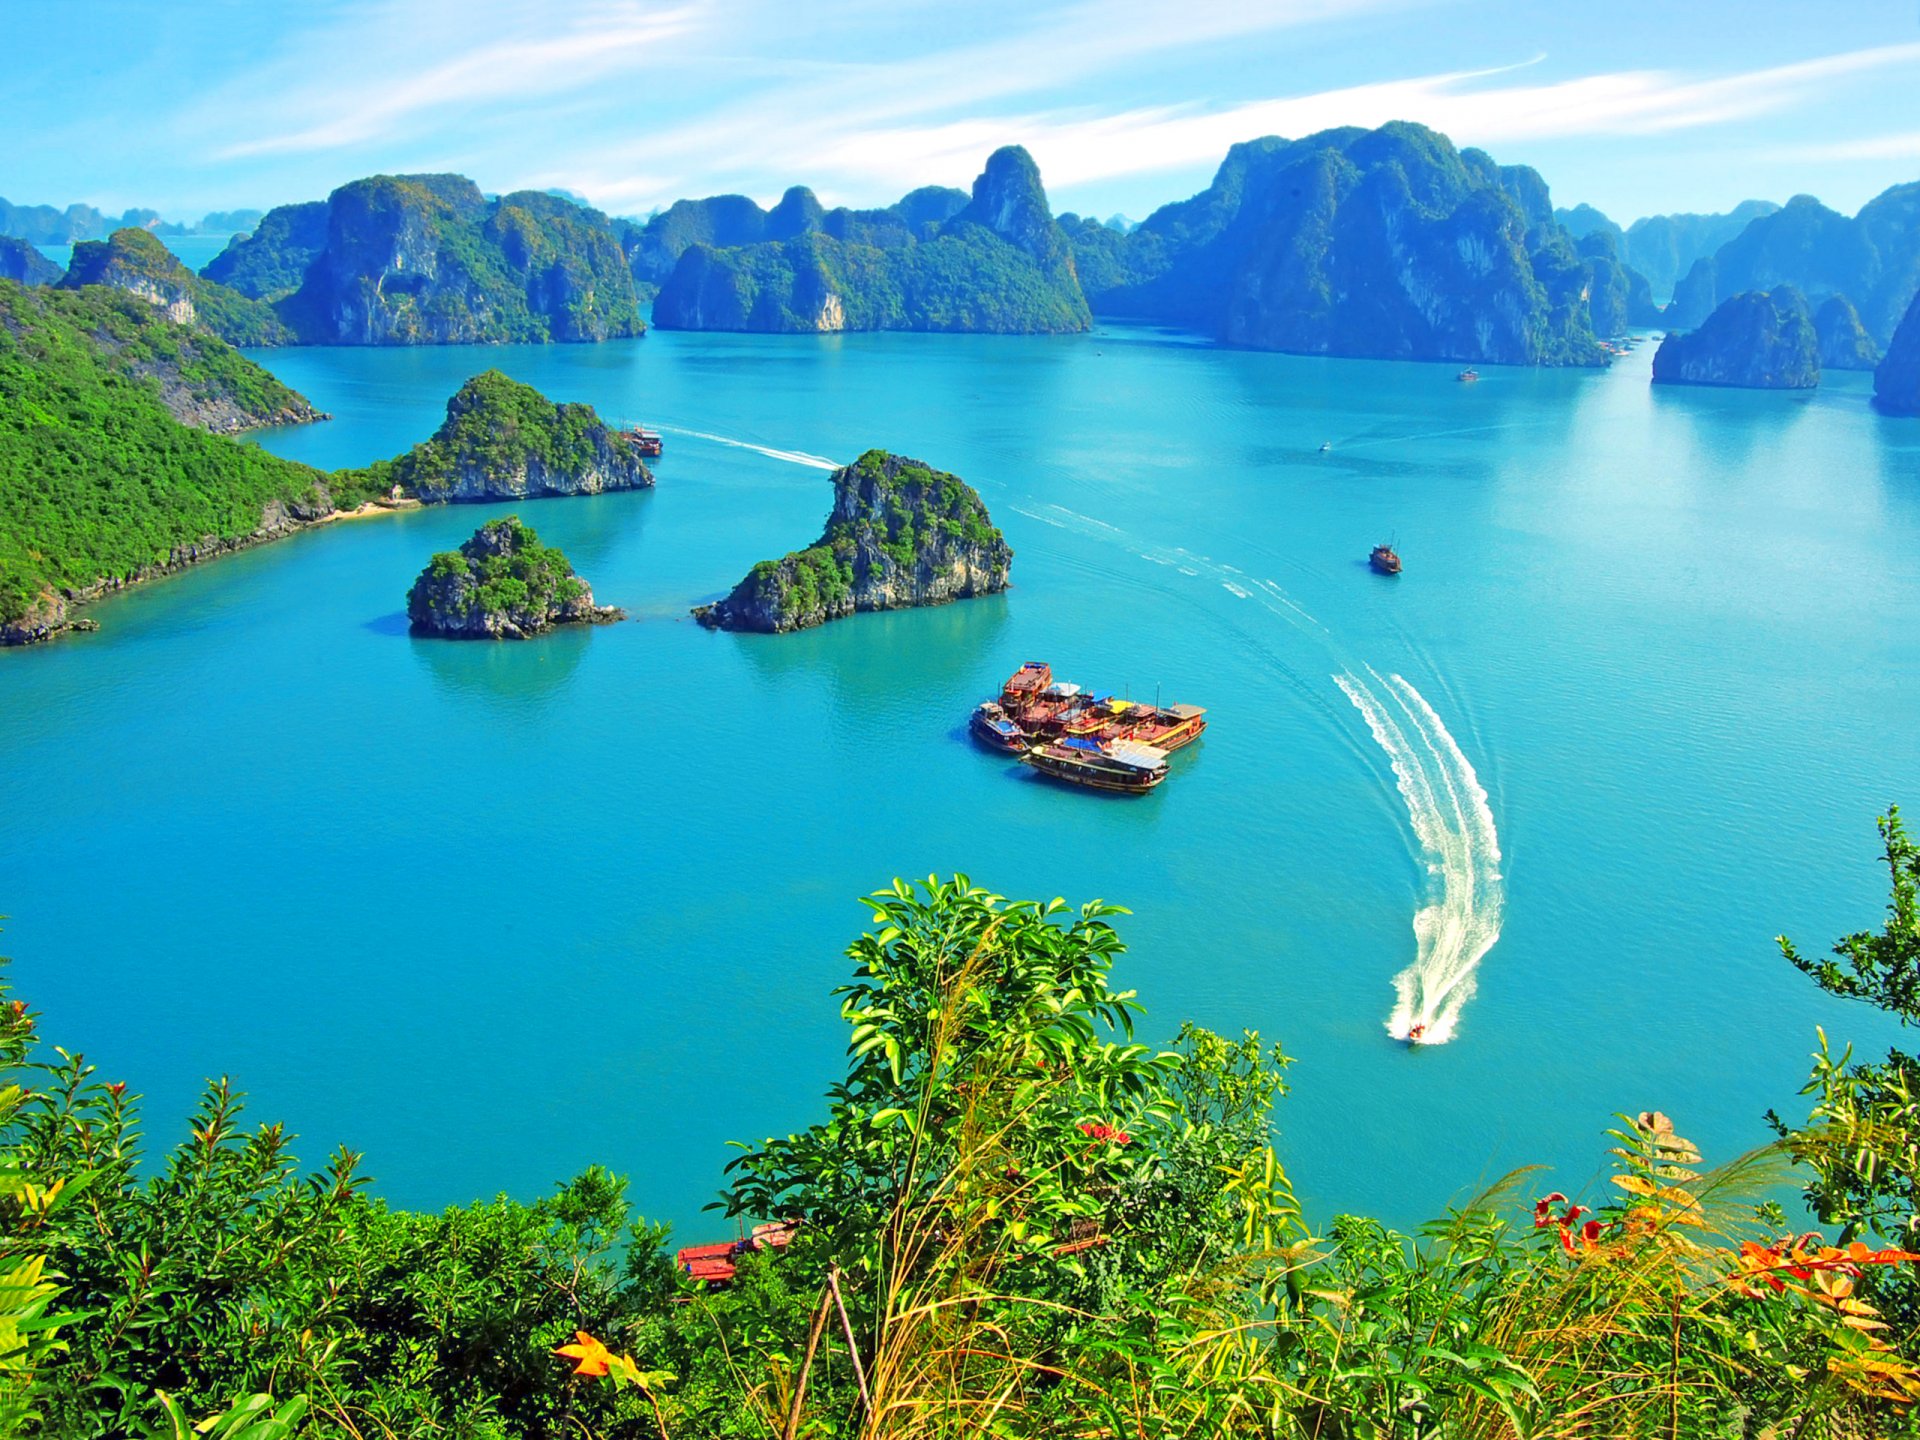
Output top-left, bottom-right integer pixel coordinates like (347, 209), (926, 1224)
(624, 425), (665, 458)
(676, 1219), (800, 1289)
(994, 662), (1208, 752)
(1023, 737), (1170, 793)
(1370, 543), (1402, 576)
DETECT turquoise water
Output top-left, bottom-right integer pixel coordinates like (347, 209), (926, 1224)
(3, 327), (1917, 1241)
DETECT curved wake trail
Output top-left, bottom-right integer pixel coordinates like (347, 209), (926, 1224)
(1334, 669), (1504, 1044)
(653, 425), (841, 471)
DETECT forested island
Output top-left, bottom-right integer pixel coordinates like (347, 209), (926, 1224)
(695, 449), (1011, 632)
(650, 147), (1090, 334)
(1, 812), (1918, 1435)
(1652, 286), (1821, 389)
(407, 515), (622, 637)
(0, 278), (648, 644)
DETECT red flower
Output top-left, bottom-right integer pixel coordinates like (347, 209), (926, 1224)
(1533, 1192), (1568, 1228)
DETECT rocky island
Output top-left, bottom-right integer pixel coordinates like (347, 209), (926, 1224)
(58, 227), (293, 346)
(343, 369), (654, 502)
(0, 237), (60, 287)
(695, 449), (1010, 632)
(651, 148), (1089, 334)
(1815, 295), (1880, 371)
(407, 515), (621, 638)
(1065, 122), (1609, 366)
(1663, 186), (1920, 346)
(0, 288), (650, 645)
(1876, 290), (1920, 415)
(209, 176), (645, 345)
(1651, 286), (1820, 389)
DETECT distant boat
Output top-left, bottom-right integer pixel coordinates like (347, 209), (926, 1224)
(1407, 1022), (1427, 1045)
(1370, 542), (1402, 576)
(624, 426), (664, 457)
(1319, 441), (1331, 453)
(1456, 368), (1479, 383)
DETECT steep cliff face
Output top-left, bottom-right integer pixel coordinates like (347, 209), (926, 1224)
(652, 149), (1089, 335)
(406, 515), (620, 638)
(1814, 295), (1880, 371)
(695, 450), (1011, 633)
(1652, 286), (1820, 389)
(59, 228), (292, 345)
(1071, 123), (1605, 366)
(202, 201), (329, 299)
(1617, 201), (1777, 301)
(356, 369), (654, 501)
(0, 238), (60, 287)
(1875, 290), (1920, 415)
(1574, 230), (1659, 337)
(1666, 187), (1920, 344)
(215, 175), (646, 345)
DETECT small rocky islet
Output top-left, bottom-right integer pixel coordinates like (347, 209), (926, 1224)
(406, 515), (622, 638)
(1651, 285), (1821, 390)
(694, 449), (1011, 633)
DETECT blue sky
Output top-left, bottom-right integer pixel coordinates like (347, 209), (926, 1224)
(9, 0), (1920, 225)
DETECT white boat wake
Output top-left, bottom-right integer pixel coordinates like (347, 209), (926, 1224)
(1335, 669), (1504, 1045)
(653, 425), (841, 471)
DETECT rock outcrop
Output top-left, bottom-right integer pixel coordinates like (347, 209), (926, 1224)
(1665, 187), (1920, 345)
(352, 369), (654, 502)
(0, 238), (60, 286)
(695, 450), (1010, 633)
(1066, 122), (1606, 366)
(201, 200), (328, 300)
(1814, 295), (1880, 371)
(651, 149), (1089, 334)
(1652, 286), (1820, 390)
(1574, 230), (1660, 336)
(208, 176), (646, 345)
(1875, 290), (1920, 415)
(58, 228), (293, 345)
(407, 516), (621, 638)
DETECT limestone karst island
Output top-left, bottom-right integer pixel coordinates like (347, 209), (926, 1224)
(3, 5), (1920, 1437)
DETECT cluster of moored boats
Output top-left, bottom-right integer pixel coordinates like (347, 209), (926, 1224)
(972, 662), (1208, 793)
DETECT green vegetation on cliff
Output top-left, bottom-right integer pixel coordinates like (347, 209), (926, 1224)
(407, 515), (610, 638)
(653, 149), (1090, 335)
(1652, 285), (1821, 389)
(3, 811), (1920, 1434)
(697, 449), (1010, 632)
(344, 368), (652, 503)
(1066, 122), (1607, 366)
(0, 295), (647, 642)
(211, 177), (646, 345)
(0, 280), (329, 634)
(59, 227), (295, 346)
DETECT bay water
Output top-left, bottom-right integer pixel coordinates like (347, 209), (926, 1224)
(2, 325), (1916, 1239)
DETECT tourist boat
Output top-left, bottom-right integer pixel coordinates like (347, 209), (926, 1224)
(1123, 702), (1208, 751)
(1407, 1022), (1427, 1045)
(1370, 543), (1402, 575)
(970, 701), (1030, 752)
(1319, 441), (1332, 453)
(1456, 368), (1479, 383)
(1001, 661), (1053, 707)
(1023, 737), (1169, 793)
(625, 426), (664, 457)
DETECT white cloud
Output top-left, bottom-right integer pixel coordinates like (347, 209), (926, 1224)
(203, 1), (703, 160)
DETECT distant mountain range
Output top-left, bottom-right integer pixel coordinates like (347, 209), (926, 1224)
(0, 198), (264, 244)
(9, 122), (1919, 393)
(1555, 201), (1780, 303)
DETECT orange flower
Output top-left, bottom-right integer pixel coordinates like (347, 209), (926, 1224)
(555, 1331), (613, 1378)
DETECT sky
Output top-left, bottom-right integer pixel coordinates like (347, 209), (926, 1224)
(8, 0), (1920, 226)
